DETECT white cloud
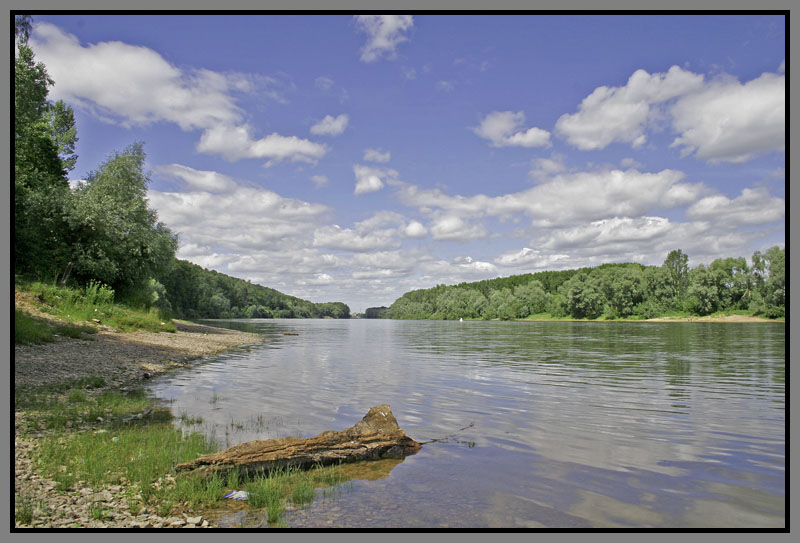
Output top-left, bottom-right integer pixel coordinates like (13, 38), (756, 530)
(148, 168), (331, 254)
(310, 114), (349, 136)
(30, 22), (323, 165)
(529, 154), (567, 180)
(421, 256), (498, 281)
(555, 65), (704, 150)
(312, 225), (401, 252)
(473, 111), (551, 148)
(196, 124), (327, 165)
(398, 168), (704, 228)
(620, 157), (643, 169)
(355, 15), (414, 63)
(430, 215), (489, 241)
(353, 164), (399, 195)
(686, 187), (784, 226)
(670, 72), (785, 163)
(30, 23), (243, 130)
(156, 164), (237, 193)
(311, 174), (329, 188)
(494, 248), (569, 269)
(363, 148), (391, 163)
(403, 220), (428, 239)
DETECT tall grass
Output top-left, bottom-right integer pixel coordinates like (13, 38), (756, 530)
(18, 280), (176, 333)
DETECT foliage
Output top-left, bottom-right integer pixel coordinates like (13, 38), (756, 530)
(156, 259), (351, 319)
(387, 248), (785, 321)
(65, 143), (178, 292)
(364, 306), (390, 318)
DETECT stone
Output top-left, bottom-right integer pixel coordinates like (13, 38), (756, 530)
(176, 405), (421, 476)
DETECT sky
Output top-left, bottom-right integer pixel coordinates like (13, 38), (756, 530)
(27, 14), (786, 313)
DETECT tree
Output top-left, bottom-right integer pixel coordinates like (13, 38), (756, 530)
(65, 143), (178, 293)
(662, 249), (689, 305)
(513, 281), (549, 317)
(14, 20), (80, 277)
(561, 272), (606, 319)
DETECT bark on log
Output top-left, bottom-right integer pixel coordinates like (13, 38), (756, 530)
(176, 404), (421, 476)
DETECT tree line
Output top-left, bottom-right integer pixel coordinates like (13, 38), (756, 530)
(376, 248), (785, 321)
(155, 259), (350, 319)
(13, 16), (349, 320)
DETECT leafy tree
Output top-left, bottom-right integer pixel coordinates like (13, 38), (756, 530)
(599, 266), (645, 318)
(561, 272), (605, 319)
(65, 143), (178, 293)
(513, 280), (549, 317)
(14, 27), (77, 278)
(662, 249), (689, 304)
(687, 265), (721, 315)
(709, 257), (750, 310)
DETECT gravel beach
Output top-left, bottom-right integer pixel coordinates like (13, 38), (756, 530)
(14, 317), (264, 529)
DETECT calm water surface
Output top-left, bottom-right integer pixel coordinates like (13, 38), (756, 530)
(148, 319), (785, 528)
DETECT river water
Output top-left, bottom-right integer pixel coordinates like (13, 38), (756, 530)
(148, 319), (785, 528)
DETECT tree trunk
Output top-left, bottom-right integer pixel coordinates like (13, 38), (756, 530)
(175, 405), (421, 476)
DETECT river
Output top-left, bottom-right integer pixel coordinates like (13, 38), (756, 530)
(148, 319), (785, 528)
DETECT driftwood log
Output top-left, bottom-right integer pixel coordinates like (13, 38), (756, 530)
(176, 404), (421, 476)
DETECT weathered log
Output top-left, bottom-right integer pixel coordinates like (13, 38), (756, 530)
(176, 404), (421, 476)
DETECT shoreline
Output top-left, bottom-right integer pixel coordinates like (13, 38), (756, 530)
(518, 314), (782, 324)
(14, 318), (264, 529)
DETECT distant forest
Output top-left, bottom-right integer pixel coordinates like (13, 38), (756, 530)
(156, 259), (350, 320)
(366, 249), (785, 321)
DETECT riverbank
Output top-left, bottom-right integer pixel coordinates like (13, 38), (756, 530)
(14, 316), (264, 528)
(515, 313), (781, 323)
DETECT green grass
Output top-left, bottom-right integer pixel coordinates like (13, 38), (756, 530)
(19, 382), (352, 526)
(15, 308), (97, 345)
(15, 496), (34, 525)
(17, 279), (176, 334)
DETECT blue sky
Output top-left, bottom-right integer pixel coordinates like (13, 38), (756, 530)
(28, 14), (785, 312)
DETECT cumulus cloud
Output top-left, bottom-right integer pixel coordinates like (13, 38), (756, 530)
(310, 114), (349, 136)
(429, 215), (489, 241)
(30, 22), (325, 165)
(531, 215), (763, 268)
(669, 72), (785, 162)
(494, 247), (569, 269)
(196, 124), (327, 165)
(421, 256), (498, 281)
(355, 15), (414, 62)
(555, 64), (785, 163)
(398, 168), (704, 228)
(686, 187), (785, 226)
(555, 65), (705, 150)
(312, 225), (401, 252)
(363, 148), (391, 163)
(30, 23), (241, 130)
(156, 164), (237, 193)
(473, 111), (551, 148)
(403, 220), (428, 239)
(353, 164), (399, 195)
(148, 167), (331, 253)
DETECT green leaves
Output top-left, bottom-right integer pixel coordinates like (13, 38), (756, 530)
(66, 144), (178, 292)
